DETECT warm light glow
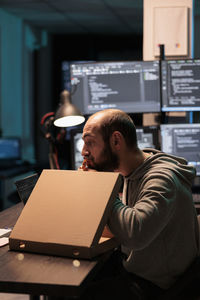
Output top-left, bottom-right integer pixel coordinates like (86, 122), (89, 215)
(53, 89), (85, 128)
(54, 115), (85, 127)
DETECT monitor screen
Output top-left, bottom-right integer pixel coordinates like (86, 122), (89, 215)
(70, 126), (160, 170)
(161, 59), (200, 112)
(136, 126), (160, 150)
(0, 138), (21, 161)
(70, 130), (84, 170)
(70, 60), (161, 115)
(160, 123), (200, 176)
(61, 61), (95, 92)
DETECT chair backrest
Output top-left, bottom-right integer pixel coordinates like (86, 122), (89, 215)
(159, 214), (200, 299)
(197, 215), (200, 251)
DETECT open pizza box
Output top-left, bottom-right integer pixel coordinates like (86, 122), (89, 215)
(9, 169), (122, 259)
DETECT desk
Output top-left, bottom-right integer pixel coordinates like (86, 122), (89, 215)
(0, 203), (109, 299)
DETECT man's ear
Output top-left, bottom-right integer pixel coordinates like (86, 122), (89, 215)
(110, 131), (122, 148)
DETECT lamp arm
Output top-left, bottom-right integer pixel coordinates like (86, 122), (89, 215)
(49, 142), (60, 169)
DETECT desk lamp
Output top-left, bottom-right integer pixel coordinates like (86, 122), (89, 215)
(54, 90), (85, 127)
(41, 89), (85, 169)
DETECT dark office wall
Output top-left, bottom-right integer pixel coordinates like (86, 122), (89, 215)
(34, 35), (54, 167)
(51, 34), (143, 106)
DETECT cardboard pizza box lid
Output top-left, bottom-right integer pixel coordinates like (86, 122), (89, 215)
(9, 169), (122, 259)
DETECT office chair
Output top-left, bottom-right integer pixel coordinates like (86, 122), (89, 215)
(159, 215), (200, 300)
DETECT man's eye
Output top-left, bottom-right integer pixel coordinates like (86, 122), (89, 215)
(85, 141), (92, 147)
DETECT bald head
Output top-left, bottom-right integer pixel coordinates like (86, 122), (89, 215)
(85, 109), (138, 149)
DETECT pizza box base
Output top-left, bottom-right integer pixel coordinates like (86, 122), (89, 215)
(9, 170), (121, 259)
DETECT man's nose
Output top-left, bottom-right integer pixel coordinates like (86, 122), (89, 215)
(81, 144), (89, 157)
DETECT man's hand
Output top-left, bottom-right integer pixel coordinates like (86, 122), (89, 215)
(78, 159), (97, 172)
(102, 225), (114, 238)
(78, 159), (88, 171)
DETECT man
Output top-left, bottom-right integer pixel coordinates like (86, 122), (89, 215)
(80, 109), (199, 299)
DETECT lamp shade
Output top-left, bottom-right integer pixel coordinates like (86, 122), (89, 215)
(53, 90), (85, 127)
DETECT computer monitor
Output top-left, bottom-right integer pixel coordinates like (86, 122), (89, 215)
(70, 60), (161, 115)
(160, 123), (200, 176)
(70, 130), (84, 170)
(136, 126), (160, 150)
(161, 59), (200, 112)
(70, 126), (160, 170)
(61, 61), (95, 92)
(0, 137), (21, 161)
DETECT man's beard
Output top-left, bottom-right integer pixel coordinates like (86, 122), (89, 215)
(89, 145), (119, 172)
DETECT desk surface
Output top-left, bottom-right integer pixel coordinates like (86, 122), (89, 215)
(0, 203), (107, 297)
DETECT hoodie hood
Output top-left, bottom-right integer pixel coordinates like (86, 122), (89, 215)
(126, 148), (196, 187)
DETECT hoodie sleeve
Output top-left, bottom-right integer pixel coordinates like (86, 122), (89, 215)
(108, 170), (179, 250)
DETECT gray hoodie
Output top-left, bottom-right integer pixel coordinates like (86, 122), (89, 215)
(108, 148), (199, 289)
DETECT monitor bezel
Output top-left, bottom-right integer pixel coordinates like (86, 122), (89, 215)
(161, 59), (200, 112)
(160, 123), (200, 176)
(70, 60), (161, 115)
